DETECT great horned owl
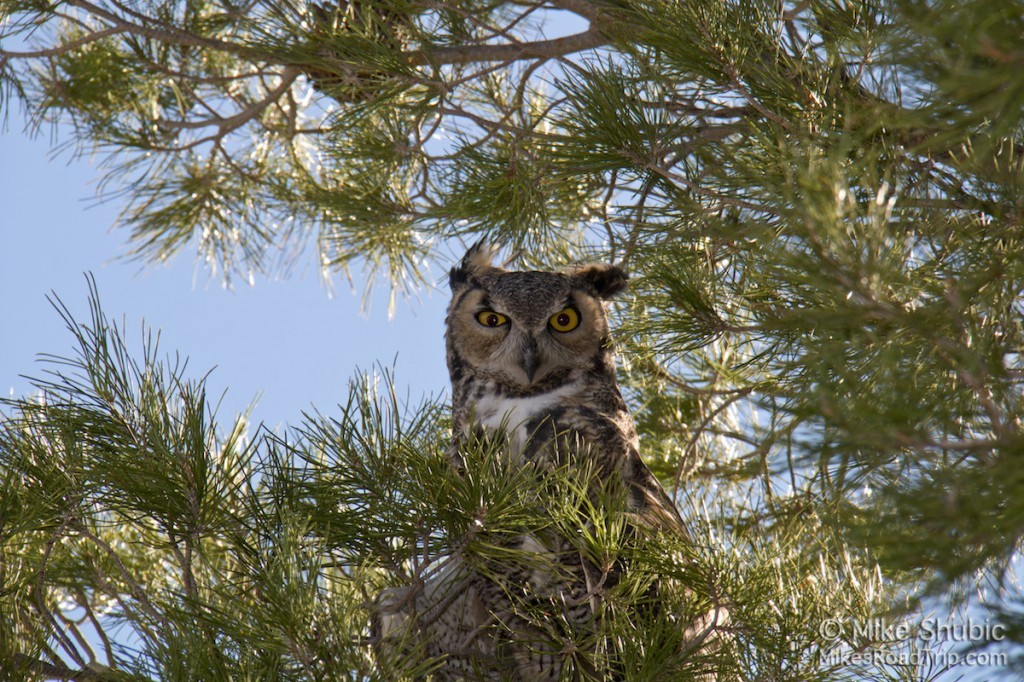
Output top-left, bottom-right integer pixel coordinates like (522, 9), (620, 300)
(373, 243), (723, 679)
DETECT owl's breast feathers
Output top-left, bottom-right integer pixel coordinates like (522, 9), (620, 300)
(458, 368), (686, 535)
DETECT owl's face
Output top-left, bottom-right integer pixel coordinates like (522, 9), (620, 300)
(446, 244), (627, 391)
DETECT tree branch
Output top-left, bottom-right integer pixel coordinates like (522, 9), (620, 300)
(11, 654), (103, 681)
(157, 66), (300, 138)
(16, 0), (609, 69)
(0, 26), (129, 59)
(63, 0), (260, 57)
(547, 0), (602, 22)
(410, 27), (608, 67)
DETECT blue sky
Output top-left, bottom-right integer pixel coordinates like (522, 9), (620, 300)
(1, 126), (452, 431)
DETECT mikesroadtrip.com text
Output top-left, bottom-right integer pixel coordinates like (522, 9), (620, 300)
(817, 617), (1009, 668)
(823, 648), (1007, 668)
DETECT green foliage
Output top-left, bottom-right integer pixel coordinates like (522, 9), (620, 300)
(4, 0), (1024, 678)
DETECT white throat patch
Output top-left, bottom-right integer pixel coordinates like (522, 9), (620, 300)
(470, 383), (578, 456)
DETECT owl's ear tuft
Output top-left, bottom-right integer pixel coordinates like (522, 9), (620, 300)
(573, 263), (628, 299)
(449, 240), (498, 291)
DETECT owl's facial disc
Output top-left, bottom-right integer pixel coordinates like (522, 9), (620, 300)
(447, 271), (614, 390)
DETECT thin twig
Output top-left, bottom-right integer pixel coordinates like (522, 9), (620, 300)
(74, 524), (168, 627)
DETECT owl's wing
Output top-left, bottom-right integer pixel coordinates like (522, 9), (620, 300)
(622, 446), (690, 535)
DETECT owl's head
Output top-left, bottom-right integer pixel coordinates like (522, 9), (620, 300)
(445, 243), (627, 391)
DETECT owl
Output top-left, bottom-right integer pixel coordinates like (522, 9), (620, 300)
(373, 243), (723, 679)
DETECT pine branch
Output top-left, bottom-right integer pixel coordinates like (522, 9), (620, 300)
(0, 26), (131, 59)
(11, 654), (105, 681)
(60, 0), (258, 56)
(547, 0), (602, 22)
(411, 26), (608, 66)
(0, 3), (609, 69)
(151, 66), (300, 151)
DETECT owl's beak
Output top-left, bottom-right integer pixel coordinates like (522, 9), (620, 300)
(522, 336), (539, 384)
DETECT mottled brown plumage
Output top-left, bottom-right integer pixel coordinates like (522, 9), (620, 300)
(373, 243), (718, 679)
(444, 244), (685, 534)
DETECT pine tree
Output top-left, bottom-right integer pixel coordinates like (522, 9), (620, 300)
(2, 0), (1023, 678)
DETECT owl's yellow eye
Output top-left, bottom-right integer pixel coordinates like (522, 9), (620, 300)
(549, 308), (580, 332)
(476, 310), (508, 328)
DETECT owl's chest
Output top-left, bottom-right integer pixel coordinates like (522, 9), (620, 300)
(469, 384), (578, 457)
(473, 387), (572, 430)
